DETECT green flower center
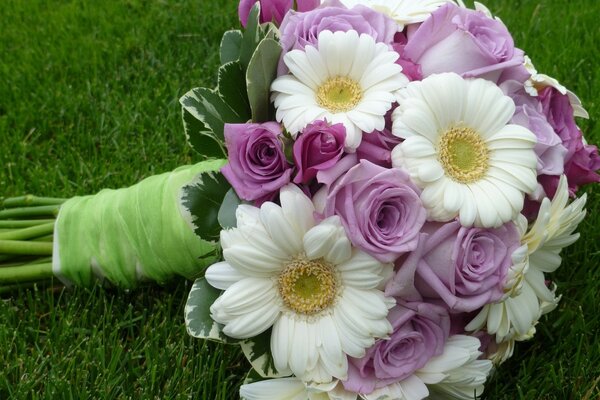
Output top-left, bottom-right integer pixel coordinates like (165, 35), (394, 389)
(278, 258), (338, 315)
(316, 76), (363, 113)
(438, 126), (490, 183)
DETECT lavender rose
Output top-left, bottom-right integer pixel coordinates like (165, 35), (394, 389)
(238, 0), (319, 27)
(537, 87), (600, 196)
(388, 221), (520, 313)
(323, 160), (426, 263)
(343, 301), (450, 394)
(403, 3), (524, 82)
(511, 103), (567, 176)
(221, 122), (292, 204)
(278, 0), (397, 73)
(293, 120), (346, 184)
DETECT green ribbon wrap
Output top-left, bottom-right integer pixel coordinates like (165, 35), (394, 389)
(52, 160), (227, 288)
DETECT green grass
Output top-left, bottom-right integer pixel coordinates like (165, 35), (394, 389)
(0, 0), (599, 398)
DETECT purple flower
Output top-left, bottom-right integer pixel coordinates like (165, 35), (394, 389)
(537, 87), (600, 196)
(323, 160), (426, 263)
(502, 82), (567, 178)
(278, 0), (397, 73)
(343, 301), (450, 394)
(238, 0), (319, 27)
(511, 104), (567, 176)
(403, 3), (524, 82)
(387, 221), (520, 312)
(293, 120), (346, 184)
(355, 128), (401, 168)
(392, 33), (422, 82)
(221, 122), (293, 204)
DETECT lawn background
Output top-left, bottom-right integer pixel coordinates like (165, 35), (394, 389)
(1, 0), (599, 398)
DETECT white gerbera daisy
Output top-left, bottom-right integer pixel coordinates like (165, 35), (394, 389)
(335, 0), (455, 30)
(391, 72), (538, 228)
(271, 30), (408, 150)
(206, 184), (393, 384)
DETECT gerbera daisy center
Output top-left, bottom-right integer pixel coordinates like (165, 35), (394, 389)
(278, 258), (339, 315)
(438, 126), (490, 183)
(316, 76), (363, 113)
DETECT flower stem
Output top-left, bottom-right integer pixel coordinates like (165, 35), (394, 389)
(2, 195), (66, 208)
(0, 240), (53, 255)
(0, 222), (55, 241)
(0, 263), (53, 283)
(0, 220), (55, 228)
(0, 205), (61, 219)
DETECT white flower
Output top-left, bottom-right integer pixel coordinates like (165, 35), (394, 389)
(466, 175), (586, 342)
(335, 0), (455, 30)
(206, 185), (393, 384)
(465, 278), (542, 342)
(418, 336), (492, 400)
(523, 56), (589, 118)
(486, 339), (515, 365)
(391, 72), (538, 228)
(523, 175), (587, 273)
(271, 30), (408, 150)
(240, 379), (355, 400)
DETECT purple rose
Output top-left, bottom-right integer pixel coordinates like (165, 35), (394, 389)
(355, 128), (401, 168)
(323, 160), (426, 263)
(392, 33), (422, 82)
(238, 0), (319, 27)
(537, 87), (600, 196)
(511, 104), (567, 175)
(503, 83), (567, 177)
(343, 301), (450, 394)
(403, 3), (524, 82)
(293, 120), (346, 184)
(221, 122), (293, 204)
(278, 0), (397, 73)
(387, 221), (520, 312)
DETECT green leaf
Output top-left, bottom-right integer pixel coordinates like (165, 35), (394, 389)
(220, 30), (243, 65)
(246, 38), (281, 122)
(180, 86), (248, 151)
(240, 330), (290, 378)
(217, 188), (241, 229)
(217, 61), (251, 121)
(180, 164), (230, 240)
(185, 278), (239, 343)
(181, 106), (226, 158)
(243, 369), (269, 385)
(239, 3), (262, 69)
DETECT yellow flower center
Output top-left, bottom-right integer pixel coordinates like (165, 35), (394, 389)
(316, 76), (363, 113)
(438, 125), (490, 183)
(278, 258), (339, 315)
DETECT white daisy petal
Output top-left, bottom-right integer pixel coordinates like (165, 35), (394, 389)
(260, 202), (304, 256)
(205, 261), (246, 290)
(223, 245), (286, 276)
(240, 377), (306, 400)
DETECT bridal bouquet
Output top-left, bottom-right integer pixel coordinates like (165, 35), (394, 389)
(2, 0), (597, 398)
(182, 0), (599, 399)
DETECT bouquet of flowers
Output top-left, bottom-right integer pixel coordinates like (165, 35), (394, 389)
(1, 0), (597, 398)
(181, 0), (600, 399)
